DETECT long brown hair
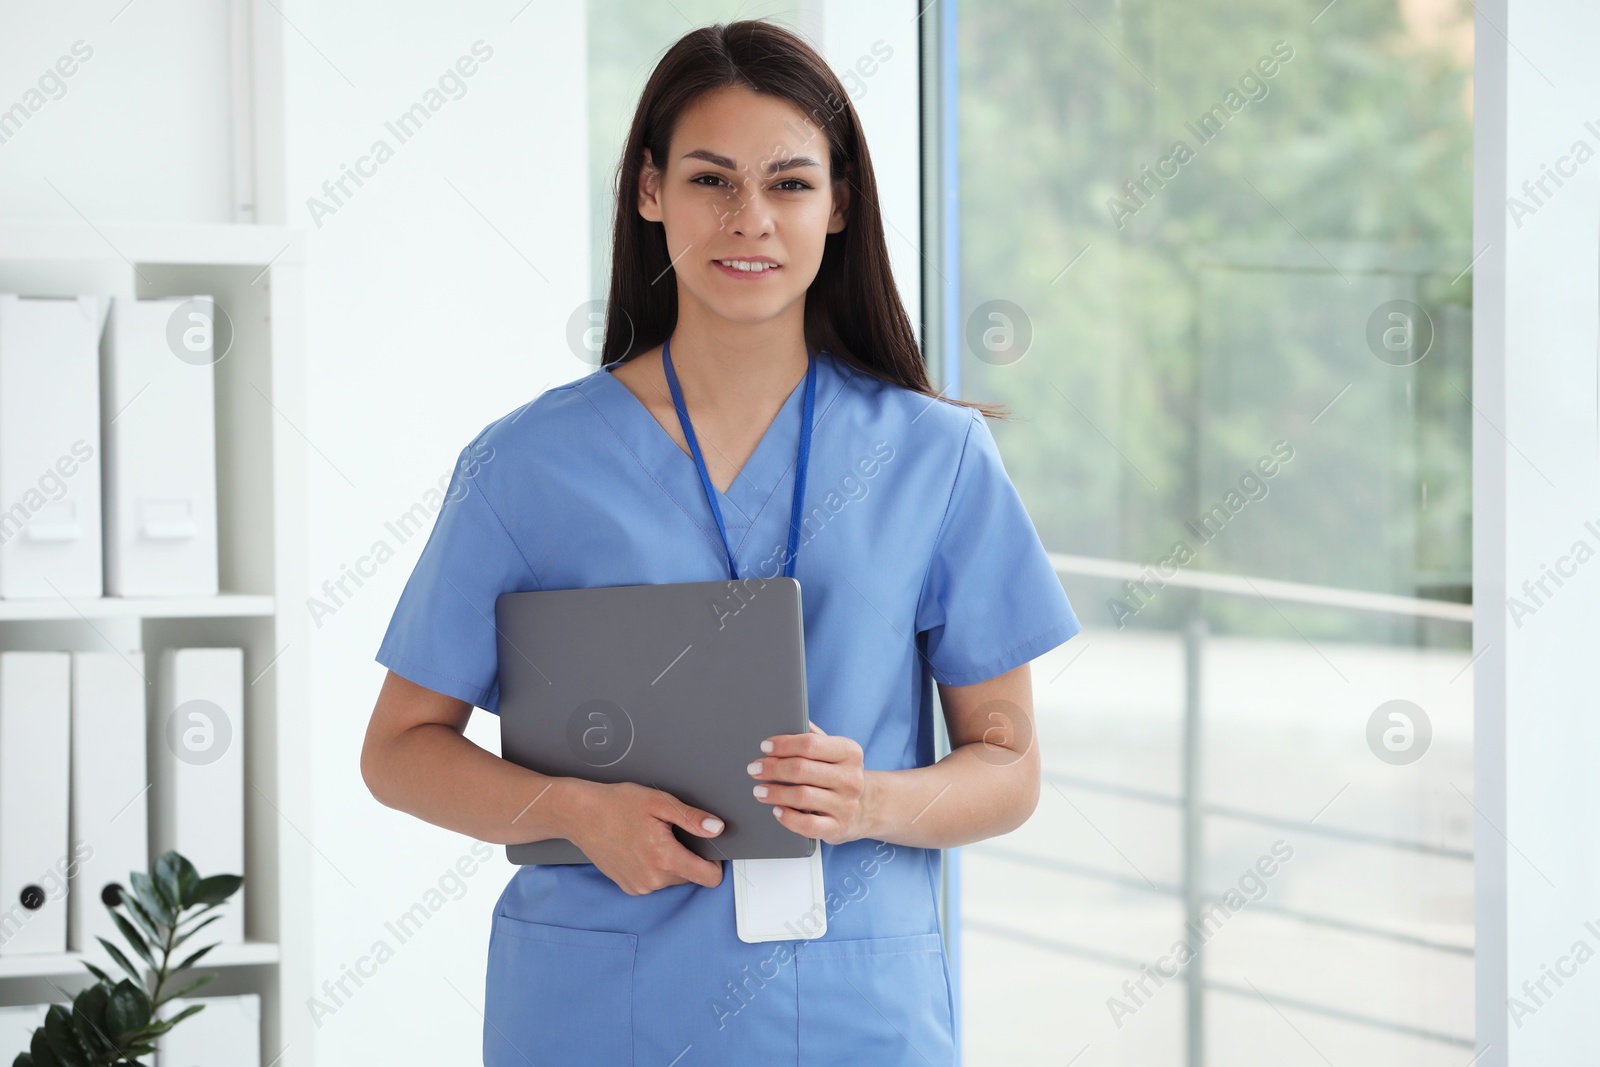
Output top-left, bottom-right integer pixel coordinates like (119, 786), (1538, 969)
(600, 18), (1003, 419)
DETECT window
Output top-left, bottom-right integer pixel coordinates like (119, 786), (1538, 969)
(941, 2), (1475, 1062)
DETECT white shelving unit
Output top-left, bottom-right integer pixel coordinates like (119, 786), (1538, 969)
(0, 222), (310, 1066)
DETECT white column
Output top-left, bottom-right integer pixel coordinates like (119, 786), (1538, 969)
(257, 3), (592, 1063)
(1474, 0), (1600, 1062)
(794, 0), (924, 345)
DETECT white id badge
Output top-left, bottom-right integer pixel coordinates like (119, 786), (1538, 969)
(732, 850), (826, 943)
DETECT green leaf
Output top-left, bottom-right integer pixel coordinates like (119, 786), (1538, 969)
(171, 914), (222, 951)
(153, 975), (214, 1009)
(13, 1053), (33, 1067)
(172, 942), (217, 973)
(66, 984), (115, 1056)
(96, 937), (146, 985)
(81, 960), (113, 985)
(27, 1029), (59, 1067)
(127, 872), (175, 926)
(106, 980), (152, 1036)
(42, 1006), (88, 1067)
(189, 874), (241, 907)
(109, 912), (156, 970)
(120, 895), (163, 946)
(174, 902), (222, 930)
(139, 1004), (203, 1036)
(153, 853), (199, 910)
(157, 1003), (205, 1030)
(111, 1032), (164, 1056)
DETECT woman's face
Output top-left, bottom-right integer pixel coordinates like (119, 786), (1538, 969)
(638, 85), (849, 328)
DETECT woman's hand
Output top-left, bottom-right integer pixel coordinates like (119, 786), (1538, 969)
(566, 780), (726, 895)
(748, 723), (874, 844)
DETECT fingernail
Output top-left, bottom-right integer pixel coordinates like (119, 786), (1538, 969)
(747, 761), (763, 775)
(703, 817), (723, 833)
(753, 785), (768, 798)
(760, 740), (773, 753)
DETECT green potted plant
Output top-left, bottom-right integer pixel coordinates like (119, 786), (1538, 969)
(13, 850), (242, 1067)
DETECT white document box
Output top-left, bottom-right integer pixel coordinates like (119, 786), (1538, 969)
(0, 651), (71, 955)
(149, 647), (245, 944)
(156, 994), (260, 1067)
(0, 294), (103, 599)
(102, 296), (219, 597)
(69, 649), (151, 953)
(0, 1004), (49, 1062)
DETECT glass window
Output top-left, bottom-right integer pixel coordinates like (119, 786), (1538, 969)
(944, 3), (1475, 1063)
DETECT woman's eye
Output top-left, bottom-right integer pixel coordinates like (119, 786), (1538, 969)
(690, 174), (811, 192)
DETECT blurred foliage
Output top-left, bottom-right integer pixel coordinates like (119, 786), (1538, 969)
(956, 0), (1473, 644)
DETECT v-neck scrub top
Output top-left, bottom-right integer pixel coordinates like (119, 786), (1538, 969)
(375, 349), (1082, 1066)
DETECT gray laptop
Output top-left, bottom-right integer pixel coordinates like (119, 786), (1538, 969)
(495, 577), (818, 866)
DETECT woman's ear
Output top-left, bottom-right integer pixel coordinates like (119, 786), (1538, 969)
(827, 171), (850, 235)
(638, 148), (664, 223)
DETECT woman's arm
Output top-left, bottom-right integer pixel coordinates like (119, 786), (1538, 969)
(360, 670), (594, 846)
(361, 670), (727, 893)
(749, 661), (1041, 849)
(862, 662), (1041, 848)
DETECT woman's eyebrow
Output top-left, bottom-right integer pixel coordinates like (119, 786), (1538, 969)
(681, 149), (821, 173)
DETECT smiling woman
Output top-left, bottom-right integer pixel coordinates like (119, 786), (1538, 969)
(362, 17), (1082, 1067)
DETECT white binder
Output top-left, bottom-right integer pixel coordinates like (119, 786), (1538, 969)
(0, 651), (71, 955)
(0, 1004), (49, 1062)
(69, 649), (150, 954)
(149, 648), (244, 944)
(0, 294), (103, 600)
(101, 296), (219, 597)
(155, 994), (260, 1067)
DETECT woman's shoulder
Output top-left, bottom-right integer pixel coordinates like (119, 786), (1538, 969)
(467, 364), (613, 449)
(828, 351), (983, 449)
(443, 366), (617, 503)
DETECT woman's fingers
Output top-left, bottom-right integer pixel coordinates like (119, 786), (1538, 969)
(754, 781), (836, 815)
(770, 804), (840, 842)
(750, 727), (864, 841)
(749, 753), (851, 789)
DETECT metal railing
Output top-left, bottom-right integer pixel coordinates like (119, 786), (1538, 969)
(957, 555), (1476, 1061)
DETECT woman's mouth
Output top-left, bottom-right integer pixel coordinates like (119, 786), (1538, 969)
(712, 258), (782, 278)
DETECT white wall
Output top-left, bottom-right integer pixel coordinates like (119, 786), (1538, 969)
(0, 2), (239, 222)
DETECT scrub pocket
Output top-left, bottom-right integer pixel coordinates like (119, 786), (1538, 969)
(796, 931), (956, 1067)
(483, 912), (637, 1067)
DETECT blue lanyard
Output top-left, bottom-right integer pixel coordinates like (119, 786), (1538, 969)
(661, 334), (816, 582)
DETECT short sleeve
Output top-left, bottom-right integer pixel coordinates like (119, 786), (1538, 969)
(374, 436), (537, 714)
(914, 410), (1081, 686)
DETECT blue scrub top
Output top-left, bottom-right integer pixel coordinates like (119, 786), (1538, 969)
(376, 349), (1081, 1066)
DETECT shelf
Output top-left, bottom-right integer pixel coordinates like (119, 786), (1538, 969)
(0, 223), (304, 267)
(0, 941), (280, 980)
(0, 594), (275, 621)
(0, 220), (309, 1063)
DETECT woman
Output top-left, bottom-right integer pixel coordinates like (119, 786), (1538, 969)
(361, 18), (1080, 1066)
